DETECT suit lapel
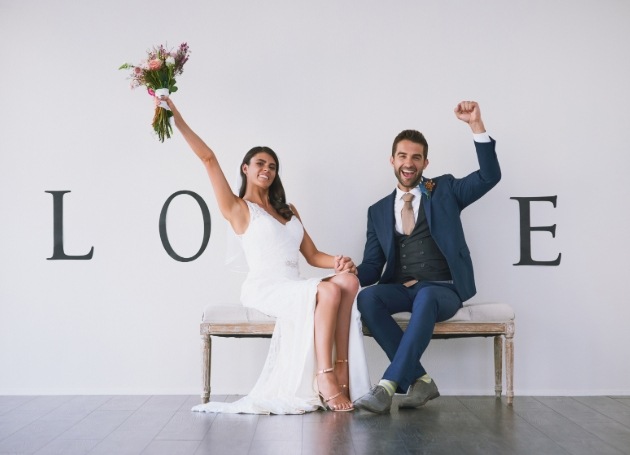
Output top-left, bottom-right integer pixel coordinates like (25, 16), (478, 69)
(382, 191), (397, 257)
(421, 190), (432, 230)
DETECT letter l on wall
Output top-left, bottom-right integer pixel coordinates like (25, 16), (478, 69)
(46, 190), (94, 260)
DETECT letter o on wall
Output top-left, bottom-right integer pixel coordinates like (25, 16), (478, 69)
(159, 190), (211, 262)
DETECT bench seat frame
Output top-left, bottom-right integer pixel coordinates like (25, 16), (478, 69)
(200, 318), (515, 405)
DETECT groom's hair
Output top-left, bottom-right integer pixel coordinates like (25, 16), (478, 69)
(392, 130), (429, 158)
(239, 146), (294, 221)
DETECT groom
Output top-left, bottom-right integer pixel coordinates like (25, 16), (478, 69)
(354, 101), (501, 413)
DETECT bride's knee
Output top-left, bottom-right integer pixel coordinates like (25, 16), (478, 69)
(317, 281), (341, 303)
(348, 274), (360, 294)
(335, 272), (360, 294)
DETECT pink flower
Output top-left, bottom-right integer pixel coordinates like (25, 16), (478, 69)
(148, 59), (162, 70)
(147, 87), (155, 96)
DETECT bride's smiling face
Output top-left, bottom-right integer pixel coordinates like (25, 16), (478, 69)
(243, 152), (277, 189)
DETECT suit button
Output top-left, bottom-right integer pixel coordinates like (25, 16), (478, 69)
(420, 263), (425, 268)
(401, 244), (406, 248)
(420, 251), (424, 255)
(402, 254), (406, 258)
(419, 240), (423, 244)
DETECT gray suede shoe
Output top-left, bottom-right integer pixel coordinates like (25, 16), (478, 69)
(354, 385), (392, 414)
(399, 378), (440, 409)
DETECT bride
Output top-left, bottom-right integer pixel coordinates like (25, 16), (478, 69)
(160, 96), (371, 414)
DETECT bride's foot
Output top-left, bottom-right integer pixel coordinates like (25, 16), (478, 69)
(316, 368), (353, 412)
(335, 359), (350, 399)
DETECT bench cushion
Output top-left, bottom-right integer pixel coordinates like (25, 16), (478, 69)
(202, 302), (514, 324)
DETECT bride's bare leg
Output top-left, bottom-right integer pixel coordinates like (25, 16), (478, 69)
(314, 281), (353, 411)
(327, 273), (360, 397)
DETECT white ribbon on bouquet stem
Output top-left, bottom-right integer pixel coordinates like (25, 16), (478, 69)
(155, 88), (171, 110)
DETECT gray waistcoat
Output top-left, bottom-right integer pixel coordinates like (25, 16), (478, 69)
(392, 199), (452, 284)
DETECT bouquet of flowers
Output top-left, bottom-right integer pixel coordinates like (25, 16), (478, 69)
(119, 43), (191, 142)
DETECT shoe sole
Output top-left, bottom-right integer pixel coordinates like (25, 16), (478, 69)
(355, 403), (391, 414)
(398, 391), (440, 409)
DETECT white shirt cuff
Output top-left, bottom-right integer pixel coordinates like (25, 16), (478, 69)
(473, 132), (491, 143)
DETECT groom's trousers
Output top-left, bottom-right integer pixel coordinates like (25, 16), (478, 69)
(357, 281), (462, 392)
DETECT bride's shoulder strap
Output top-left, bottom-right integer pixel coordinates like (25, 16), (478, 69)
(244, 200), (263, 220)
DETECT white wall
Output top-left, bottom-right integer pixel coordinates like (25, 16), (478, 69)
(1, 0), (629, 396)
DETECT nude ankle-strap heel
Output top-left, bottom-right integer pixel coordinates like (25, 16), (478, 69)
(335, 359), (349, 396)
(316, 367), (353, 412)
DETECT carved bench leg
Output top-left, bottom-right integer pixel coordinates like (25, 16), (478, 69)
(201, 335), (211, 404)
(505, 322), (515, 405)
(494, 335), (503, 399)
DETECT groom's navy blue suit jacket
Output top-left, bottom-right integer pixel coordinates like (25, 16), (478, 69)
(357, 139), (501, 303)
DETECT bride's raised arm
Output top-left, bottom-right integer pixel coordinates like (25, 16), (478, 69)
(162, 97), (249, 233)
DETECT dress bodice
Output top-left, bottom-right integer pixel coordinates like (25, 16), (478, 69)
(240, 201), (303, 279)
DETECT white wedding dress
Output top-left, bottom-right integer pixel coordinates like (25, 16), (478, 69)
(192, 201), (371, 414)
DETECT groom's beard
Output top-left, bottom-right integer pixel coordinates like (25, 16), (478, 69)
(395, 167), (423, 190)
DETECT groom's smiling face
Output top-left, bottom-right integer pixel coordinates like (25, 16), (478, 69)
(390, 139), (429, 191)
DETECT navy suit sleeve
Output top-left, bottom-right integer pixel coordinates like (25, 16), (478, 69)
(451, 138), (501, 210)
(357, 206), (387, 287)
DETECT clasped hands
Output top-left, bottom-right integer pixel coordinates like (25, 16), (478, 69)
(334, 255), (357, 275)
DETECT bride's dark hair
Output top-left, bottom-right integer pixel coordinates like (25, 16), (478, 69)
(238, 146), (294, 220)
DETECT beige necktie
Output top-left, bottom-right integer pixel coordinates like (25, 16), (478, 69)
(401, 193), (415, 235)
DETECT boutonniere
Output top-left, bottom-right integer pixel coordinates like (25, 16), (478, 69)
(420, 179), (435, 200)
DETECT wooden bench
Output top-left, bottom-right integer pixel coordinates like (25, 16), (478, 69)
(200, 302), (515, 405)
